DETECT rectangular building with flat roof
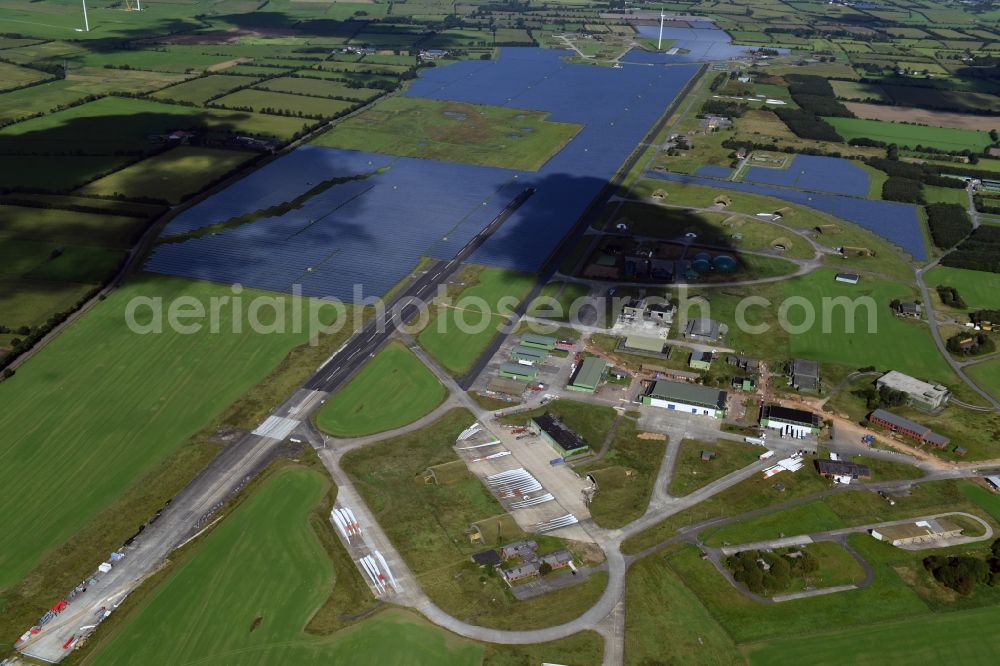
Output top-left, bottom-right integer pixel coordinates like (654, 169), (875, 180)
(876, 371), (950, 411)
(641, 379), (727, 418)
(568, 357), (606, 392)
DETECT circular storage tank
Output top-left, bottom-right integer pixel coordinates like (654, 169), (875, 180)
(693, 252), (711, 263)
(692, 258), (712, 273)
(713, 254), (737, 273)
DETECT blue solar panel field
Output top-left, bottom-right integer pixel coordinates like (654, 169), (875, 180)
(649, 171), (928, 260)
(145, 48), (699, 300)
(741, 155), (871, 196)
(695, 165), (734, 179)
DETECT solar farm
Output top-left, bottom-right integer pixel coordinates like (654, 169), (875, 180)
(145, 49), (699, 300)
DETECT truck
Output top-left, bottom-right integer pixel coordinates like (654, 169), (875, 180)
(744, 436), (766, 446)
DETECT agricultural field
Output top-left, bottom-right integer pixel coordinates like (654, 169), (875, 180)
(0, 97), (305, 154)
(213, 88), (355, 117)
(314, 342), (446, 437)
(823, 117), (992, 153)
(84, 466), (487, 666)
(0, 61), (51, 90)
(0, 276), (342, 588)
(150, 74), (262, 106)
(829, 80), (890, 102)
(254, 76), (384, 102)
(0, 205), (145, 248)
(418, 267), (535, 376)
(314, 97), (582, 171)
(78, 147), (256, 204)
(844, 102), (1000, 132)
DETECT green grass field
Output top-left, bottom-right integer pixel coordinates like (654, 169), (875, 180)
(781, 269), (956, 383)
(824, 117), (992, 152)
(78, 147), (254, 204)
(624, 553), (743, 666)
(0, 205), (145, 247)
(0, 61), (51, 90)
(255, 76), (383, 102)
(575, 418), (665, 528)
(315, 342), (446, 437)
(668, 438), (763, 498)
(313, 97), (582, 170)
(925, 265), (1000, 310)
(0, 276), (341, 588)
(150, 74), (261, 105)
(85, 467), (485, 666)
(0, 97), (305, 154)
(967, 357), (1000, 402)
(418, 267), (535, 376)
(213, 88), (355, 117)
(744, 603), (1000, 664)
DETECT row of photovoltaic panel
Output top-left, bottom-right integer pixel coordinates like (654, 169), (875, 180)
(147, 153), (523, 299)
(649, 171), (928, 260)
(163, 145), (396, 235)
(405, 48), (699, 271)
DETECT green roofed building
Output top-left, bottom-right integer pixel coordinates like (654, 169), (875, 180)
(520, 333), (556, 350)
(568, 357), (606, 393)
(640, 379), (727, 418)
(511, 346), (548, 364)
(498, 362), (539, 381)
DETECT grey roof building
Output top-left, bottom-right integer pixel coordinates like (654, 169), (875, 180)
(683, 318), (726, 342)
(876, 371), (950, 411)
(790, 358), (820, 391)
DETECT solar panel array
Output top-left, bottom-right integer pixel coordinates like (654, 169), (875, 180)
(650, 171), (928, 260)
(146, 48), (699, 299)
(405, 48), (699, 271)
(147, 153), (521, 299)
(741, 155), (871, 196)
(695, 165), (734, 179)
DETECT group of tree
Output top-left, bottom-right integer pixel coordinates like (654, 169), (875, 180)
(882, 176), (924, 204)
(941, 225), (1000, 273)
(700, 99), (747, 118)
(926, 203), (973, 249)
(856, 384), (908, 410)
(946, 332), (996, 357)
(727, 548), (819, 595)
(924, 539), (1000, 595)
(772, 75), (852, 142)
(936, 285), (967, 309)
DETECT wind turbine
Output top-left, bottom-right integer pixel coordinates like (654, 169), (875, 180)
(657, 7), (665, 51)
(81, 0), (90, 31)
